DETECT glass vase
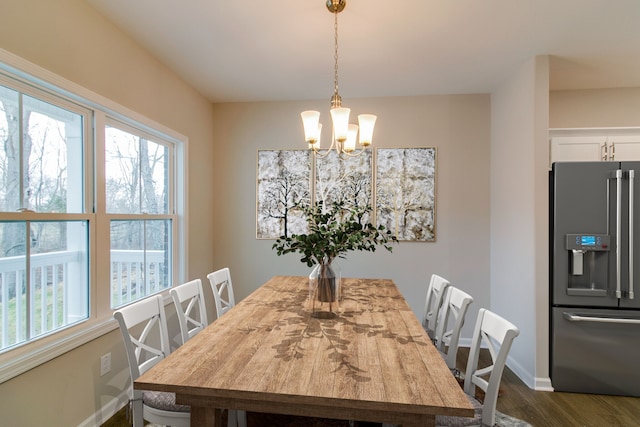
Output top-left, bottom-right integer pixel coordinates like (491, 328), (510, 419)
(308, 263), (340, 319)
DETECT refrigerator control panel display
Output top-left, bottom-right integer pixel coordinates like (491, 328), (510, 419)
(565, 234), (610, 251)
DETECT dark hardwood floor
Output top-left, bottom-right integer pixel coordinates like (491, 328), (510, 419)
(495, 367), (640, 426)
(459, 348), (640, 427)
(102, 348), (640, 427)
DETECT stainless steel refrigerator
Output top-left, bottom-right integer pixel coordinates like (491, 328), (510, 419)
(551, 161), (640, 397)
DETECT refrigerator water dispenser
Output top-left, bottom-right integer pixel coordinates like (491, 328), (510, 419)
(565, 234), (610, 296)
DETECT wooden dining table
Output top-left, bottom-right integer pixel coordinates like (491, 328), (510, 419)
(134, 275), (474, 426)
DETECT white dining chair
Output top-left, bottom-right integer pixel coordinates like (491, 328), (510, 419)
(170, 278), (208, 344)
(436, 308), (520, 427)
(435, 286), (474, 371)
(205, 267), (247, 427)
(422, 274), (451, 341)
(207, 267), (238, 319)
(113, 295), (190, 427)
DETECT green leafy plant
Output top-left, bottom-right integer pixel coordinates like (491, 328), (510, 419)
(272, 200), (397, 267)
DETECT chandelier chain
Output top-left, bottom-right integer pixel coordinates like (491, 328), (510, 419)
(300, 0), (375, 159)
(333, 8), (339, 100)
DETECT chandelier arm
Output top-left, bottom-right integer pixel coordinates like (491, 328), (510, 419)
(311, 136), (338, 158)
(338, 146), (368, 159)
(311, 148), (333, 159)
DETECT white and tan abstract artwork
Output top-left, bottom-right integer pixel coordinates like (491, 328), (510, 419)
(375, 148), (436, 242)
(256, 150), (311, 239)
(315, 150), (373, 223)
(256, 147), (436, 241)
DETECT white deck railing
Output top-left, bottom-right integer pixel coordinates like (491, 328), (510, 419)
(110, 249), (168, 307)
(0, 249), (167, 350)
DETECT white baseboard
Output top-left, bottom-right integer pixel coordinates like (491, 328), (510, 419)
(504, 352), (554, 392)
(505, 353), (535, 388)
(458, 339), (553, 392)
(458, 337), (472, 347)
(534, 377), (554, 392)
(78, 390), (129, 427)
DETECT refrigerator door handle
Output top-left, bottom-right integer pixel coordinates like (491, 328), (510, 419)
(630, 169), (635, 300)
(563, 312), (640, 325)
(616, 169), (622, 298)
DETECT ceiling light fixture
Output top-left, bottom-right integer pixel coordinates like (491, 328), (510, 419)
(301, 0), (376, 158)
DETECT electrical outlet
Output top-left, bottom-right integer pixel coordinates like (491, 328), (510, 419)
(100, 353), (111, 376)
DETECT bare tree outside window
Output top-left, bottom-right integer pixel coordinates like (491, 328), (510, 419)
(0, 85), (89, 351)
(105, 126), (168, 216)
(105, 125), (171, 307)
(0, 66), (181, 358)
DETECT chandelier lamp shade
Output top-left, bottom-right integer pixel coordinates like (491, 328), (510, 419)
(301, 0), (377, 158)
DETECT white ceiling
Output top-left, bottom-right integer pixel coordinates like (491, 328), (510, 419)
(85, 0), (640, 103)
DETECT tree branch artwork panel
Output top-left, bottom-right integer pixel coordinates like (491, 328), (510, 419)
(257, 150), (311, 239)
(315, 150), (372, 221)
(375, 148), (436, 242)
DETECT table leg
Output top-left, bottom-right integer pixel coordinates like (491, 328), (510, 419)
(190, 405), (223, 426)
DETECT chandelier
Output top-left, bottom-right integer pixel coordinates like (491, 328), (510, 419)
(300, 0), (376, 158)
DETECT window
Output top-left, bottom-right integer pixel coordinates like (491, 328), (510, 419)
(105, 123), (175, 308)
(0, 51), (186, 381)
(0, 83), (90, 351)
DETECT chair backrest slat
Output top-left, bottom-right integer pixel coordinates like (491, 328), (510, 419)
(422, 274), (450, 339)
(207, 268), (237, 319)
(170, 278), (208, 344)
(463, 308), (519, 427)
(114, 294), (170, 380)
(435, 286), (473, 369)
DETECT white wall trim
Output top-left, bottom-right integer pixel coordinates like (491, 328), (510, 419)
(458, 337), (472, 348)
(507, 356), (555, 391)
(505, 353), (535, 389)
(458, 339), (552, 391)
(534, 376), (554, 392)
(550, 127), (640, 137)
(78, 389), (130, 427)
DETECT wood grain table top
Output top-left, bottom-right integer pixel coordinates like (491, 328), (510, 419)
(135, 275), (474, 426)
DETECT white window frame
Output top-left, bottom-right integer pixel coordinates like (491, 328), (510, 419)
(0, 48), (188, 383)
(102, 116), (179, 308)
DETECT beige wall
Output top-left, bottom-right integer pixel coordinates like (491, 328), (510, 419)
(490, 56), (551, 390)
(2, 0), (589, 423)
(0, 0), (214, 425)
(550, 87), (640, 128)
(211, 94), (492, 336)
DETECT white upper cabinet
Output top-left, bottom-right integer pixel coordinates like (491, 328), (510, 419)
(550, 136), (606, 163)
(608, 134), (640, 161)
(550, 129), (640, 168)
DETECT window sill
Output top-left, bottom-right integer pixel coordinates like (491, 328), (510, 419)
(0, 318), (118, 384)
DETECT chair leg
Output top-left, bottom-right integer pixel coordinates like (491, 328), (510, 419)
(237, 410), (247, 427)
(227, 409), (247, 427)
(132, 399), (144, 427)
(227, 409), (236, 427)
